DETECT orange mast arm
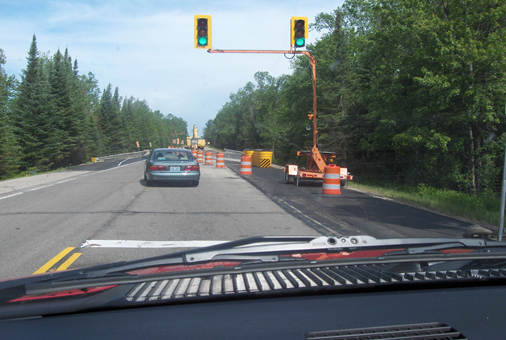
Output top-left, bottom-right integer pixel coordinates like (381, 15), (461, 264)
(207, 49), (322, 170)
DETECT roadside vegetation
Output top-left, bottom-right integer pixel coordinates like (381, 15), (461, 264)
(204, 0), (506, 226)
(347, 181), (500, 227)
(0, 36), (187, 180)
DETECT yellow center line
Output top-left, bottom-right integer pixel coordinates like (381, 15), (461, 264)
(57, 253), (82, 271)
(33, 247), (75, 274)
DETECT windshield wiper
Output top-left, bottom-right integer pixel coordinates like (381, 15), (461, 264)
(381, 243), (481, 256)
(4, 235), (505, 290)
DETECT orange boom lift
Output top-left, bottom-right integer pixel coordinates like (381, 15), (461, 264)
(194, 15), (353, 186)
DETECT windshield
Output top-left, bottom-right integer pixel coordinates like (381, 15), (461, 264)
(0, 0), (504, 298)
(152, 150), (193, 161)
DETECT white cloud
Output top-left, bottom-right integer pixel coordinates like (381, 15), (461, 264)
(0, 0), (343, 132)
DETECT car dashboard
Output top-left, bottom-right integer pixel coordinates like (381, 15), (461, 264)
(3, 282), (505, 339)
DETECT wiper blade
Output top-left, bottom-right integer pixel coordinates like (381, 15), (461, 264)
(382, 242), (476, 256)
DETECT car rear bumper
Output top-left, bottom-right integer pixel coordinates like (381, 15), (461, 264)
(146, 171), (200, 182)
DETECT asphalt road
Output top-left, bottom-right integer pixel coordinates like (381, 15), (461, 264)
(0, 156), (316, 280)
(0, 152), (474, 280)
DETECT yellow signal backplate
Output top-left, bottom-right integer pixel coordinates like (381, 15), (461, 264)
(194, 15), (212, 49)
(290, 16), (308, 47)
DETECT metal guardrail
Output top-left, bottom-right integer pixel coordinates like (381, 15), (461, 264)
(223, 148), (242, 154)
(92, 151), (148, 162)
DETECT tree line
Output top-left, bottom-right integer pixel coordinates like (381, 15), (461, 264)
(204, 0), (506, 195)
(0, 35), (187, 179)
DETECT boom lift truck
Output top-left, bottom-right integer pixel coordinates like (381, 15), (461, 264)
(281, 49), (353, 187)
(282, 53), (354, 187)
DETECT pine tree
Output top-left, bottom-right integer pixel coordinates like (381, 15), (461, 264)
(67, 58), (88, 165)
(42, 48), (71, 169)
(110, 87), (125, 153)
(121, 97), (136, 151)
(0, 49), (21, 179)
(12, 35), (52, 171)
(98, 84), (117, 154)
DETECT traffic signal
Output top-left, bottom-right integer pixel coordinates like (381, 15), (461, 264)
(194, 15), (212, 49)
(291, 17), (308, 48)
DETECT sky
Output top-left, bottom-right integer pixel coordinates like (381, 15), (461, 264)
(0, 0), (344, 136)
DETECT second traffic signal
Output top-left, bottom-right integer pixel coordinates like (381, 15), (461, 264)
(194, 15), (212, 49)
(291, 17), (308, 48)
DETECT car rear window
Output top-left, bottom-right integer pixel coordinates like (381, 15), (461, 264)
(153, 151), (193, 161)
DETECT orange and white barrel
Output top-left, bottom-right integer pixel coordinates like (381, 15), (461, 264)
(322, 164), (341, 195)
(240, 155), (252, 175)
(197, 150), (204, 163)
(205, 151), (213, 165)
(192, 150), (197, 158)
(216, 152), (225, 168)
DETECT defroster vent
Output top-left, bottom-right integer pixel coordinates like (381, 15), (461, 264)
(306, 322), (467, 340)
(124, 263), (506, 303)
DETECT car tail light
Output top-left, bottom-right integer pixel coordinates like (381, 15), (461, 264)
(184, 165), (200, 171)
(149, 165), (166, 171)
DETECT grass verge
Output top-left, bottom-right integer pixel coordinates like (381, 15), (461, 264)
(347, 181), (500, 227)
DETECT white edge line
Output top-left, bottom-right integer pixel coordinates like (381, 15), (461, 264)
(118, 159), (129, 166)
(56, 178), (76, 184)
(27, 184), (53, 191)
(0, 192), (23, 200)
(275, 197), (339, 235)
(0, 160), (144, 201)
(81, 240), (228, 248)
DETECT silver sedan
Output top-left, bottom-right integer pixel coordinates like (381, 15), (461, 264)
(144, 148), (200, 186)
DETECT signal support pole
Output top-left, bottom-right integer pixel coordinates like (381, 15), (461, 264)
(207, 49), (325, 171)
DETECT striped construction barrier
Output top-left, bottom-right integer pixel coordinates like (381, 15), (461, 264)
(197, 150), (204, 163)
(240, 155), (252, 175)
(322, 164), (341, 195)
(253, 150), (273, 168)
(260, 158), (271, 168)
(216, 152), (225, 168)
(205, 151), (213, 165)
(192, 150), (197, 158)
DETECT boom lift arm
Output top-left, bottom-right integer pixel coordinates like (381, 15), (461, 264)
(207, 49), (351, 186)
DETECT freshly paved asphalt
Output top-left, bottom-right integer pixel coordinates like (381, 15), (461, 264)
(225, 162), (473, 239)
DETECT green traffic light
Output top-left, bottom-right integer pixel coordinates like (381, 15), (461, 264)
(198, 36), (208, 45)
(295, 37), (305, 47)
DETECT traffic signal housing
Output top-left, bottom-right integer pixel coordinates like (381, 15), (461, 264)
(194, 15), (212, 49)
(291, 17), (308, 48)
